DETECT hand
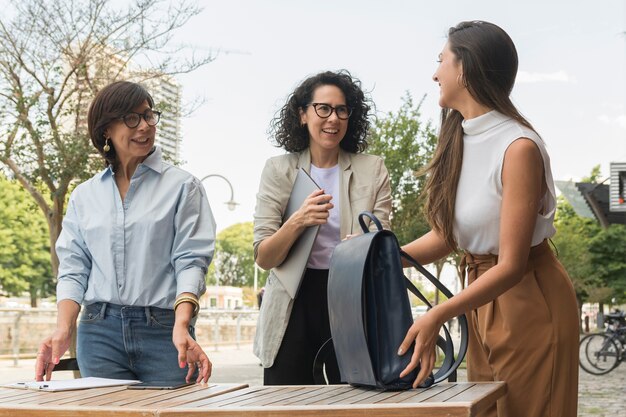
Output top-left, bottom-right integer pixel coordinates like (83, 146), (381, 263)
(294, 189), (333, 228)
(343, 233), (361, 241)
(35, 328), (72, 381)
(173, 325), (212, 384)
(397, 311), (443, 388)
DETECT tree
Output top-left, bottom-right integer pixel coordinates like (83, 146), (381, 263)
(581, 164), (603, 183)
(553, 197), (599, 329)
(0, 0), (212, 277)
(588, 225), (626, 305)
(367, 93), (438, 243)
(0, 174), (53, 306)
(566, 165), (626, 314)
(448, 251), (466, 291)
(209, 222), (269, 288)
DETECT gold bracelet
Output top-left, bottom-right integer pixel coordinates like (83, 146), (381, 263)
(174, 296), (199, 311)
(174, 298), (199, 317)
(174, 295), (200, 317)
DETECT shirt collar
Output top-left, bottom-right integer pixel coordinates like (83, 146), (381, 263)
(96, 146), (163, 181)
(461, 110), (509, 136)
(141, 146), (163, 174)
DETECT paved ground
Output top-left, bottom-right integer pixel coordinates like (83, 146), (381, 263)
(1, 345), (624, 416)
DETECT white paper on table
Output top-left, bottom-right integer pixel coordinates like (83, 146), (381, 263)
(1, 377), (141, 392)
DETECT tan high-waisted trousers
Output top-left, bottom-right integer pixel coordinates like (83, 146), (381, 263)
(463, 241), (579, 417)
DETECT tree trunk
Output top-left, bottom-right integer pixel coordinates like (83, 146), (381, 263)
(452, 253), (466, 291)
(48, 220), (61, 278)
(30, 288), (38, 308)
(47, 196), (65, 279)
(597, 302), (605, 328)
(577, 296), (583, 333)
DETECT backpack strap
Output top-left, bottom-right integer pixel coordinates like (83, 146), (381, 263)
(400, 250), (469, 384)
(358, 211), (383, 233)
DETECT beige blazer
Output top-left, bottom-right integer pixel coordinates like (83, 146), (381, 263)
(252, 148), (392, 367)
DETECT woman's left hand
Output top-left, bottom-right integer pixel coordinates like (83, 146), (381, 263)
(173, 325), (212, 383)
(397, 310), (442, 388)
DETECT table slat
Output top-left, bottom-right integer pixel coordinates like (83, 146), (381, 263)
(449, 382), (507, 415)
(140, 383), (248, 408)
(422, 382), (475, 402)
(304, 386), (362, 405)
(0, 382), (506, 417)
(172, 386), (267, 408)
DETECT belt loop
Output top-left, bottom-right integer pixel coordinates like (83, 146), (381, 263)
(99, 302), (108, 319)
(145, 306), (152, 325)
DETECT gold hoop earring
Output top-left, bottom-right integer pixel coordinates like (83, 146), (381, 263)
(103, 138), (111, 152)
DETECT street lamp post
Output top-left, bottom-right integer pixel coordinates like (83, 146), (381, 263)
(200, 174), (238, 211)
(200, 174), (238, 306)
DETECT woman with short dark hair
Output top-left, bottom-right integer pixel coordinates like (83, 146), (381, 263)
(36, 81), (215, 385)
(253, 70), (392, 385)
(398, 22), (578, 417)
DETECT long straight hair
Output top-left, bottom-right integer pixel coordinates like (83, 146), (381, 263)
(423, 21), (538, 250)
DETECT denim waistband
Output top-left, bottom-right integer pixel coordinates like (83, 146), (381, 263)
(87, 302), (174, 320)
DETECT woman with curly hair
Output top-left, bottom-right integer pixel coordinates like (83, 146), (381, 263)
(253, 70), (391, 385)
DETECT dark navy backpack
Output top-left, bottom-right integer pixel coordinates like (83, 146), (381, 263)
(314, 212), (468, 390)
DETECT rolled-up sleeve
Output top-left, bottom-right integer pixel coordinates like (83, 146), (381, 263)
(172, 179), (216, 297)
(56, 195), (92, 305)
(253, 158), (285, 260)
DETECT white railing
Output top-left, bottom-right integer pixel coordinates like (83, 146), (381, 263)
(0, 308), (259, 366)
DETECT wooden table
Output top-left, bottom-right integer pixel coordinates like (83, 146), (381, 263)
(0, 381), (506, 417)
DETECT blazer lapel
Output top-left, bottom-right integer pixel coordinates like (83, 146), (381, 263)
(296, 148), (312, 173)
(338, 150), (352, 237)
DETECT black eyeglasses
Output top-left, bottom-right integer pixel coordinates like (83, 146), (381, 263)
(120, 109), (161, 128)
(310, 103), (352, 120)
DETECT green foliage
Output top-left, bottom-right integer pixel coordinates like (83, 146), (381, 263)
(581, 164), (602, 183)
(368, 93), (437, 243)
(208, 222), (269, 288)
(553, 196), (602, 304)
(588, 225), (626, 304)
(554, 196), (626, 306)
(0, 0), (211, 281)
(0, 175), (54, 304)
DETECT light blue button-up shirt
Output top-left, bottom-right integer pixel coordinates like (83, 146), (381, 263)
(56, 147), (215, 309)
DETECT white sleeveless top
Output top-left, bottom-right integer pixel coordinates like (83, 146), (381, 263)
(307, 164), (341, 269)
(454, 110), (557, 255)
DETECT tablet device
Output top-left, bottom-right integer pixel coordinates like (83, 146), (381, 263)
(273, 168), (321, 299)
(126, 381), (194, 390)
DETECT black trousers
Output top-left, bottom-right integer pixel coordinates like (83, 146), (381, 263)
(264, 268), (341, 385)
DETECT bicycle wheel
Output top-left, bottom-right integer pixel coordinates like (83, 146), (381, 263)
(579, 334), (620, 375)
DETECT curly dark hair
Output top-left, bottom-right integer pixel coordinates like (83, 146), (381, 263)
(269, 70), (372, 153)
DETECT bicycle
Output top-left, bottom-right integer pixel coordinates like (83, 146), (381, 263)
(579, 310), (626, 375)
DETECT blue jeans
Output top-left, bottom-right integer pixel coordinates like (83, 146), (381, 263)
(76, 302), (196, 384)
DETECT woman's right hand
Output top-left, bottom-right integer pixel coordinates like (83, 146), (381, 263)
(292, 189), (333, 228)
(256, 190), (333, 270)
(35, 328), (72, 381)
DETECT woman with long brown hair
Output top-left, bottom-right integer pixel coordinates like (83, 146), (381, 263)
(397, 21), (578, 417)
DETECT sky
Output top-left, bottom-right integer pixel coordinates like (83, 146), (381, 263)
(169, 0), (626, 232)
